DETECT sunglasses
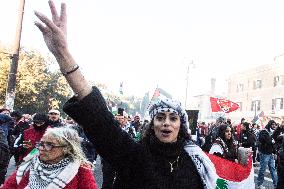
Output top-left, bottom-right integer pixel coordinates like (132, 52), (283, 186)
(36, 141), (66, 151)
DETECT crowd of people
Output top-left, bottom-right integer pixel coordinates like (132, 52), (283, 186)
(196, 117), (284, 189)
(0, 0), (284, 188)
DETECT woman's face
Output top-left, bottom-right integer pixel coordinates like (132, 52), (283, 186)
(38, 134), (67, 164)
(153, 112), (181, 143)
(224, 127), (232, 140)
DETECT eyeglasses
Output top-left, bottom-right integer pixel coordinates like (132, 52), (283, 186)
(49, 113), (58, 115)
(36, 141), (66, 151)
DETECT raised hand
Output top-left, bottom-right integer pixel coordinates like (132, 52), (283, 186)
(34, 0), (68, 57)
(34, 0), (92, 100)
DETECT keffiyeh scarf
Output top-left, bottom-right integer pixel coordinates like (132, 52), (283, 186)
(184, 142), (218, 189)
(148, 98), (189, 132)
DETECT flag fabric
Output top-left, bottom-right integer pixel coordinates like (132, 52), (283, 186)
(251, 111), (266, 128)
(207, 153), (255, 189)
(210, 97), (239, 113)
(185, 144), (255, 189)
(147, 88), (172, 109)
(251, 111), (264, 123)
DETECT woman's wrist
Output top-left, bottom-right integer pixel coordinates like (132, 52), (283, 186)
(73, 83), (92, 100)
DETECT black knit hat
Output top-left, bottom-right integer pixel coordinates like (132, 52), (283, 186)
(33, 113), (48, 123)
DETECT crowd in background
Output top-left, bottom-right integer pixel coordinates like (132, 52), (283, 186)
(196, 117), (284, 189)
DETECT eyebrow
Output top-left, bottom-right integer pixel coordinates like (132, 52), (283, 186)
(156, 112), (178, 116)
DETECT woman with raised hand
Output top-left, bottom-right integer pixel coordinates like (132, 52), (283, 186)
(1, 127), (97, 189)
(32, 1), (224, 188)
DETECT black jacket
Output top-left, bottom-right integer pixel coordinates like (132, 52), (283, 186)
(64, 87), (203, 189)
(277, 150), (284, 189)
(258, 129), (275, 154)
(239, 130), (255, 148)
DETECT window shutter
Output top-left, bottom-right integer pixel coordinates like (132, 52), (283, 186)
(272, 99), (275, 110)
(258, 100), (261, 111)
(281, 76), (284, 85)
(281, 98), (283, 109)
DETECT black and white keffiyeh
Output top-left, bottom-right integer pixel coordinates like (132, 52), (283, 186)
(149, 98), (189, 131)
(16, 153), (80, 189)
(184, 142), (218, 189)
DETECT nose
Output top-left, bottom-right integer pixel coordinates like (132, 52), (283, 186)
(163, 117), (170, 126)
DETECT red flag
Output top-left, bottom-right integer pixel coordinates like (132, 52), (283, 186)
(210, 97), (239, 113)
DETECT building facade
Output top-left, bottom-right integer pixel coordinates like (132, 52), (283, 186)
(227, 60), (284, 122)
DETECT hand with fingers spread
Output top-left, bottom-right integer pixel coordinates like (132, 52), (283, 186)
(34, 0), (92, 100)
(34, 0), (68, 58)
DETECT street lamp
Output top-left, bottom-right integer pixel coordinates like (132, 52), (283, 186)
(185, 60), (195, 108)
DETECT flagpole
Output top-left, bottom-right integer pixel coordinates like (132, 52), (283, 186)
(185, 64), (189, 107)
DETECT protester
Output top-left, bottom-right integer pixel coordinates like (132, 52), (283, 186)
(0, 113), (13, 144)
(9, 111), (30, 164)
(33, 1), (252, 188)
(15, 113), (49, 164)
(1, 127), (97, 189)
(239, 122), (256, 149)
(0, 109), (10, 116)
(0, 128), (10, 186)
(276, 135), (284, 189)
(35, 2), (200, 188)
(209, 124), (238, 162)
(48, 109), (63, 127)
(257, 120), (278, 189)
(131, 115), (141, 132)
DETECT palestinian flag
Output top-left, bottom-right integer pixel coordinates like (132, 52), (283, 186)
(251, 111), (266, 129)
(207, 153), (255, 189)
(184, 144), (255, 189)
(147, 87), (172, 109)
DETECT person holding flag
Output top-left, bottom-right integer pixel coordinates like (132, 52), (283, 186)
(34, 1), (255, 188)
(209, 124), (238, 162)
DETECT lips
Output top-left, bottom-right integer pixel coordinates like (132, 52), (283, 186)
(161, 129), (172, 137)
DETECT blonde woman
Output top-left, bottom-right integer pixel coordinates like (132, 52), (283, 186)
(1, 127), (98, 189)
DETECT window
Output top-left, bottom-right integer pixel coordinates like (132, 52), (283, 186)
(253, 80), (262, 89)
(237, 102), (243, 111)
(236, 84), (244, 92)
(251, 100), (261, 111)
(274, 76), (280, 87)
(272, 98), (283, 110)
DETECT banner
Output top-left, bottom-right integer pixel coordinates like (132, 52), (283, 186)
(210, 97), (239, 113)
(207, 153), (255, 189)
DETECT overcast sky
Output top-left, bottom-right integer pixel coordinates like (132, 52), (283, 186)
(2, 0), (284, 104)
